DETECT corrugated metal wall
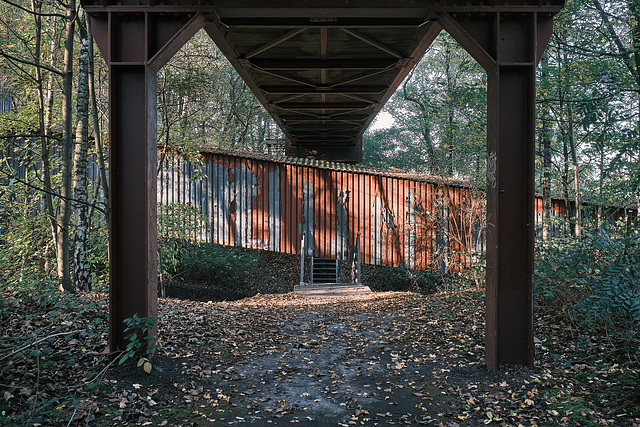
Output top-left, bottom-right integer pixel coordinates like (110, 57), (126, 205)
(157, 150), (482, 272)
(157, 149), (637, 272)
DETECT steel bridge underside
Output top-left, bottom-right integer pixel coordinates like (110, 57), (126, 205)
(81, 0), (564, 371)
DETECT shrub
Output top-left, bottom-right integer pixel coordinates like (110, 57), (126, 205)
(364, 265), (442, 294)
(535, 223), (640, 353)
(178, 243), (261, 289)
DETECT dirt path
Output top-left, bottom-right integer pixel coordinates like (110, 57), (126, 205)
(98, 290), (639, 426)
(194, 294), (460, 425)
(104, 291), (491, 426)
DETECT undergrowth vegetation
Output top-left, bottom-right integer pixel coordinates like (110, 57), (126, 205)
(535, 223), (640, 360)
(0, 281), (109, 425)
(363, 266), (442, 293)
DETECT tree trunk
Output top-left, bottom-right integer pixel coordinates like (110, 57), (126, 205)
(73, 16), (91, 292)
(32, 0), (57, 248)
(594, 0), (640, 215)
(57, 0), (76, 292)
(598, 138), (604, 228)
(541, 110), (552, 241)
(561, 133), (573, 236)
(402, 77), (436, 174)
(444, 45), (454, 177)
(568, 104), (581, 237)
(539, 53), (553, 241)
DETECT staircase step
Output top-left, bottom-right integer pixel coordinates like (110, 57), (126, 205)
(311, 256), (338, 284)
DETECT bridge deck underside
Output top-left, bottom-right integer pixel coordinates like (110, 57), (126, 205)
(84, 0), (562, 162)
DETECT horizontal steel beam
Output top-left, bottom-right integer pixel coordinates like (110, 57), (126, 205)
(276, 102), (373, 110)
(261, 85), (387, 94)
(221, 17), (427, 28)
(294, 136), (355, 141)
(246, 58), (399, 70)
(285, 123), (361, 130)
(82, 2), (564, 15)
(280, 113), (369, 121)
(290, 129), (359, 136)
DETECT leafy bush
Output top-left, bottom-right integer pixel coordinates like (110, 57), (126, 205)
(120, 313), (162, 373)
(364, 265), (442, 294)
(85, 220), (109, 291)
(0, 211), (54, 283)
(580, 238), (640, 330)
(0, 279), (108, 425)
(158, 202), (207, 278)
(535, 223), (640, 352)
(179, 243), (261, 288)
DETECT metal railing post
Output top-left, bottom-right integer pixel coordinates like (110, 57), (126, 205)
(356, 232), (361, 284)
(299, 233), (305, 285)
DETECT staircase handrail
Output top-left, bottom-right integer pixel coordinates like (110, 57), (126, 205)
(300, 233), (305, 285)
(351, 232), (361, 284)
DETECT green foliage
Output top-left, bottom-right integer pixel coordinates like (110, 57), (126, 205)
(157, 29), (278, 154)
(157, 202), (207, 277)
(85, 220), (109, 291)
(119, 313), (162, 373)
(365, 266), (442, 294)
(536, 224), (640, 353)
(458, 251), (486, 289)
(363, 32), (486, 184)
(0, 279), (108, 425)
(179, 243), (261, 287)
(580, 238), (640, 330)
(0, 208), (53, 283)
(535, 0), (640, 212)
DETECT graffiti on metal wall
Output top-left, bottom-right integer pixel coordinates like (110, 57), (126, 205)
(268, 167), (280, 252)
(157, 149), (635, 272)
(300, 181), (314, 256)
(332, 189), (349, 260)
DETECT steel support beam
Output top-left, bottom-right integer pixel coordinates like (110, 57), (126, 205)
(90, 12), (201, 353)
(109, 63), (158, 353)
(441, 12), (554, 370)
(485, 64), (536, 370)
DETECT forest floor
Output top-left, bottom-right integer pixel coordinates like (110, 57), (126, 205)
(1, 278), (639, 426)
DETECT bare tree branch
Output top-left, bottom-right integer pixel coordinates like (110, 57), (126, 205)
(0, 48), (64, 77)
(0, 0), (65, 18)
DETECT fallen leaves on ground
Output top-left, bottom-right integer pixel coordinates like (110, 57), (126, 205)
(1, 286), (639, 426)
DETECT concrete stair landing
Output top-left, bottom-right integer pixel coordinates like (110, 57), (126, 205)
(294, 282), (371, 298)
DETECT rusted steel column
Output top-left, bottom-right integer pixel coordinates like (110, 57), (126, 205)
(485, 64), (536, 370)
(441, 12), (554, 370)
(87, 11), (202, 353)
(109, 62), (158, 352)
(105, 13), (158, 353)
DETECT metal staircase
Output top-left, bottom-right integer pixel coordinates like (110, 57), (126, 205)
(296, 233), (368, 295)
(310, 257), (339, 284)
(298, 232), (361, 286)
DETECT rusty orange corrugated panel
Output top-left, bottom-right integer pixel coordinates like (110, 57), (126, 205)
(168, 148), (480, 272)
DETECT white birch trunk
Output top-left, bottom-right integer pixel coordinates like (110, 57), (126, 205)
(73, 17), (91, 292)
